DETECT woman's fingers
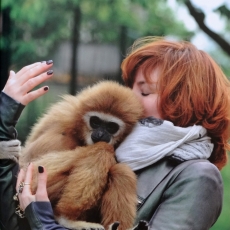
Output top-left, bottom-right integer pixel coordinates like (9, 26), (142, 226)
(20, 86), (50, 105)
(16, 168), (26, 191)
(18, 164), (36, 210)
(36, 166), (49, 201)
(16, 62), (43, 80)
(19, 68), (53, 105)
(18, 61), (53, 86)
(22, 163), (33, 194)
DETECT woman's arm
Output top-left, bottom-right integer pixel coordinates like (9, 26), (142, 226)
(0, 61), (53, 230)
(148, 161), (223, 230)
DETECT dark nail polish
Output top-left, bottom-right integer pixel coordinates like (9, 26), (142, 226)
(44, 86), (49, 91)
(46, 60), (53, 65)
(47, 70), (53, 75)
(38, 166), (44, 173)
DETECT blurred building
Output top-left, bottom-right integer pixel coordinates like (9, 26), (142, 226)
(53, 41), (121, 87)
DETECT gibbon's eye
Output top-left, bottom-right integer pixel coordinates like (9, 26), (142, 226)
(141, 93), (150, 96)
(90, 116), (102, 129)
(106, 122), (119, 134)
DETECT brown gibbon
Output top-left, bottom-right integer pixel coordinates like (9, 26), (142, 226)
(19, 81), (144, 230)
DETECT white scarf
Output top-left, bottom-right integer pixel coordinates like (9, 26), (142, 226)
(116, 117), (213, 171)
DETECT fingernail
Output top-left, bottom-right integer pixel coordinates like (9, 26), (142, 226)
(44, 86), (49, 91)
(38, 166), (44, 173)
(46, 60), (53, 65)
(47, 70), (53, 75)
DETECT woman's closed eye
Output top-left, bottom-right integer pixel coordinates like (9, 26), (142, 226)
(141, 92), (150, 96)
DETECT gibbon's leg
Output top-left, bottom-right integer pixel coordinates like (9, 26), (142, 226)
(54, 159), (109, 220)
(54, 164), (106, 230)
(100, 163), (137, 230)
(55, 143), (117, 222)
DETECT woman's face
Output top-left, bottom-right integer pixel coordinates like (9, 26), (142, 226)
(132, 68), (162, 119)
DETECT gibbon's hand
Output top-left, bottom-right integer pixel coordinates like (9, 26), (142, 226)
(16, 163), (49, 211)
(133, 220), (149, 230)
(0, 139), (21, 162)
(3, 61), (53, 105)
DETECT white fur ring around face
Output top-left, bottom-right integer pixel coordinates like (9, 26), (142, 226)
(0, 139), (21, 162)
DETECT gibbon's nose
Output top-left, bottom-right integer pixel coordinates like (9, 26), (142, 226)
(91, 129), (110, 143)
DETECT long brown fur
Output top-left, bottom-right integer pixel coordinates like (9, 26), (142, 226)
(20, 81), (143, 230)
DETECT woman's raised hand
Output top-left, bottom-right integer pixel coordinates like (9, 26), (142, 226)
(3, 61), (53, 105)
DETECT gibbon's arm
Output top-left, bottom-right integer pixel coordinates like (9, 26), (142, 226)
(29, 148), (83, 198)
(100, 163), (137, 230)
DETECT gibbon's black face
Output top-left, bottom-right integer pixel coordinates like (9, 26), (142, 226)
(90, 116), (119, 143)
(83, 111), (126, 146)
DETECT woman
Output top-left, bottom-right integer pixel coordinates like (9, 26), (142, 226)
(2, 37), (230, 230)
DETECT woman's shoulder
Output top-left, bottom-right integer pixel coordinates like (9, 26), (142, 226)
(171, 159), (223, 187)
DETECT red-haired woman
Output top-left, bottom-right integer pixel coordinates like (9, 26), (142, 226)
(1, 37), (230, 230)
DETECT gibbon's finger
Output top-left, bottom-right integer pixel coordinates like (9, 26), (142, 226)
(18, 61), (53, 85)
(20, 86), (50, 105)
(16, 168), (26, 191)
(36, 166), (49, 201)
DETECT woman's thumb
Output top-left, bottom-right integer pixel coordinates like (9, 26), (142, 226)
(36, 166), (49, 201)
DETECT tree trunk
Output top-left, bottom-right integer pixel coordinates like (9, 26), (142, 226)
(69, 6), (81, 95)
(1, 7), (11, 90)
(117, 25), (128, 84)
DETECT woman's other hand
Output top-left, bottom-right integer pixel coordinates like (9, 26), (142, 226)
(16, 163), (49, 211)
(3, 61), (53, 105)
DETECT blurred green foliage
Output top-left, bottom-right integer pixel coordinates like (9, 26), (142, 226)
(2, 0), (193, 69)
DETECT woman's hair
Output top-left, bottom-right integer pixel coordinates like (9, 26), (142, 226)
(121, 37), (230, 170)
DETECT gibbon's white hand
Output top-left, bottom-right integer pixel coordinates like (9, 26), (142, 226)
(0, 139), (21, 162)
(16, 163), (49, 211)
(3, 61), (53, 105)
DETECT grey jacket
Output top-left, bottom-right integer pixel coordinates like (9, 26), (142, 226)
(135, 158), (223, 229)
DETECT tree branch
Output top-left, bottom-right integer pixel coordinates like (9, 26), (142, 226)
(184, 0), (230, 57)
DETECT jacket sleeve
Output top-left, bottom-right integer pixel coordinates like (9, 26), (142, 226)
(25, 202), (69, 230)
(0, 91), (25, 141)
(148, 161), (223, 230)
(0, 92), (25, 230)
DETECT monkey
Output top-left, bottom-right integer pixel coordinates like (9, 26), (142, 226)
(19, 81), (144, 230)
